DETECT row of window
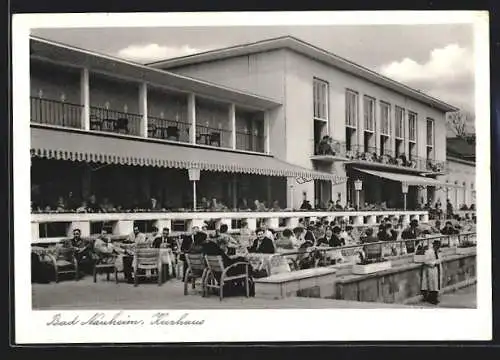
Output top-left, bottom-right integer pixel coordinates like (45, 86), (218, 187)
(313, 78), (435, 146)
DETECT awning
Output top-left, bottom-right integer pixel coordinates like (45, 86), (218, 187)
(353, 168), (462, 188)
(31, 126), (347, 183)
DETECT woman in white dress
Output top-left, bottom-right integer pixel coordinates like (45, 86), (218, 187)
(421, 240), (442, 305)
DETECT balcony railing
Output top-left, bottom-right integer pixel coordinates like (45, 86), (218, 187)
(31, 97), (83, 129)
(89, 106), (142, 136)
(148, 116), (191, 143)
(236, 131), (265, 153)
(31, 209), (431, 243)
(314, 140), (447, 173)
(195, 124), (231, 148)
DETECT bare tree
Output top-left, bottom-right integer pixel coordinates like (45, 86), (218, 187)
(446, 110), (475, 139)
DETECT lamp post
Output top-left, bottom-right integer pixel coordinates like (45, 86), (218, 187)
(188, 168), (200, 211)
(402, 182), (409, 211)
(354, 179), (363, 210)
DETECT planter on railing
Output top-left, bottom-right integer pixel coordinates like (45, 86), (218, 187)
(352, 259), (392, 274)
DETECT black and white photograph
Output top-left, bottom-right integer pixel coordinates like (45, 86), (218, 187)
(13, 11), (491, 343)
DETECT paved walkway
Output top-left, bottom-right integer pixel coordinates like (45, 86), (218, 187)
(32, 275), (423, 310)
(416, 285), (476, 309)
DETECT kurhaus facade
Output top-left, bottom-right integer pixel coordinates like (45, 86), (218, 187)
(150, 36), (461, 209)
(29, 36), (344, 217)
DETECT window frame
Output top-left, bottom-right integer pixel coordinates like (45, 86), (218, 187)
(395, 105), (405, 139)
(363, 95), (376, 133)
(313, 78), (329, 122)
(408, 111), (417, 143)
(380, 101), (391, 136)
(345, 89), (359, 129)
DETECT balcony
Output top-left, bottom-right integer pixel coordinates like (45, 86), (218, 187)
(195, 124), (231, 148)
(148, 115), (191, 143)
(311, 140), (447, 173)
(89, 106), (142, 136)
(236, 130), (265, 153)
(30, 97), (83, 129)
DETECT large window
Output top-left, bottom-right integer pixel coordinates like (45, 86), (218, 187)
(345, 90), (358, 128)
(380, 102), (391, 136)
(426, 118), (434, 146)
(363, 96), (375, 132)
(313, 78), (329, 121)
(408, 112), (417, 142)
(395, 106), (405, 139)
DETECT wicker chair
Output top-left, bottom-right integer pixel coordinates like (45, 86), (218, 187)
(133, 248), (162, 286)
(204, 255), (250, 301)
(184, 253), (208, 296)
(49, 247), (79, 283)
(93, 253), (118, 283)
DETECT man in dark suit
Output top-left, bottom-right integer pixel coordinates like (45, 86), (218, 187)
(248, 228), (275, 254)
(152, 228), (177, 249)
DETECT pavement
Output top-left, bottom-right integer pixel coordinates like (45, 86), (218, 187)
(33, 274), (424, 310)
(415, 285), (477, 309)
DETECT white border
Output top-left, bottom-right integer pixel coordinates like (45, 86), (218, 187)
(13, 11), (491, 343)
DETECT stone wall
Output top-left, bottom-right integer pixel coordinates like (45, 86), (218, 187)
(332, 252), (476, 303)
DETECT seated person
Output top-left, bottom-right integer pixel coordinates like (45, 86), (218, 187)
(93, 230), (121, 259)
(377, 223), (398, 242)
(334, 200), (344, 210)
(275, 229), (297, 250)
(60, 228), (93, 273)
(215, 224), (238, 254)
(152, 227), (177, 250)
(248, 228), (275, 254)
(441, 221), (459, 235)
(127, 226), (147, 245)
(189, 226), (208, 254)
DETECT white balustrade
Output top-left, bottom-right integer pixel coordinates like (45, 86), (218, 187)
(30, 210), (430, 244)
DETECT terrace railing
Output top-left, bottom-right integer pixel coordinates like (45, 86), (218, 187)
(195, 124), (232, 148)
(31, 209), (430, 244)
(235, 131), (265, 153)
(89, 106), (142, 136)
(30, 97), (83, 129)
(314, 140), (447, 173)
(147, 116), (191, 143)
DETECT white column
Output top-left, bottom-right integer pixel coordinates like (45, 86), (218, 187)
(229, 103), (236, 149)
(80, 68), (90, 130)
(188, 93), (196, 144)
(114, 220), (134, 236)
(264, 111), (271, 154)
(31, 223), (39, 242)
(245, 218), (257, 231)
(139, 82), (148, 137)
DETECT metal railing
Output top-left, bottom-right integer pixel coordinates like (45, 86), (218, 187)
(195, 124), (232, 148)
(89, 106), (142, 136)
(30, 97), (83, 129)
(314, 139), (447, 172)
(235, 131), (265, 153)
(275, 232), (476, 269)
(147, 116), (191, 143)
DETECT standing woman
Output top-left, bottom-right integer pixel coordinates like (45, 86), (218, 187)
(421, 239), (442, 305)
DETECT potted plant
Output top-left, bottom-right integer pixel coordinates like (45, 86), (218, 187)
(413, 244), (428, 263)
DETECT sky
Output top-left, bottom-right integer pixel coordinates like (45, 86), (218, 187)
(31, 25), (475, 123)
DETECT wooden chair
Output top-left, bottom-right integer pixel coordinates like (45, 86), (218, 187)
(93, 253), (118, 283)
(184, 253), (208, 296)
(133, 248), (162, 286)
(49, 247), (79, 283)
(204, 255), (250, 301)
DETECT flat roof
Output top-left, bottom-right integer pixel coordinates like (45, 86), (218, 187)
(29, 36), (281, 111)
(149, 36), (459, 113)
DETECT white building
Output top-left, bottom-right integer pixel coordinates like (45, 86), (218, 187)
(151, 36), (461, 209)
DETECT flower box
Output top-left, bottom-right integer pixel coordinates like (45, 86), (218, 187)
(456, 246), (476, 255)
(352, 260), (392, 275)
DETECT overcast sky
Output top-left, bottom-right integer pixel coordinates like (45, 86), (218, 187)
(32, 25), (475, 117)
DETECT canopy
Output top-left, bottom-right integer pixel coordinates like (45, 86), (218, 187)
(353, 168), (462, 188)
(31, 126), (347, 183)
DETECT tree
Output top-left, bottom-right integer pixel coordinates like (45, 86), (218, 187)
(446, 110), (475, 139)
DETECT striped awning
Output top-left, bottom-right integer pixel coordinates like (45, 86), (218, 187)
(31, 127), (347, 182)
(353, 168), (462, 188)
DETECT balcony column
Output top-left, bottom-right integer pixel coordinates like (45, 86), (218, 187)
(139, 82), (148, 137)
(264, 111), (271, 154)
(229, 103), (236, 150)
(188, 93), (196, 144)
(80, 68), (90, 130)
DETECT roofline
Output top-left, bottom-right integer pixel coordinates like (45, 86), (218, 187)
(29, 36), (282, 109)
(149, 35), (459, 113)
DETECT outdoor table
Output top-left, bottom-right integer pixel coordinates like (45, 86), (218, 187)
(231, 252), (291, 276)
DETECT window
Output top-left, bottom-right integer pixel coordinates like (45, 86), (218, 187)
(408, 112), (417, 142)
(345, 90), (358, 128)
(313, 78), (329, 121)
(380, 102), (391, 135)
(395, 106), (405, 139)
(363, 96), (375, 132)
(426, 118), (434, 146)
